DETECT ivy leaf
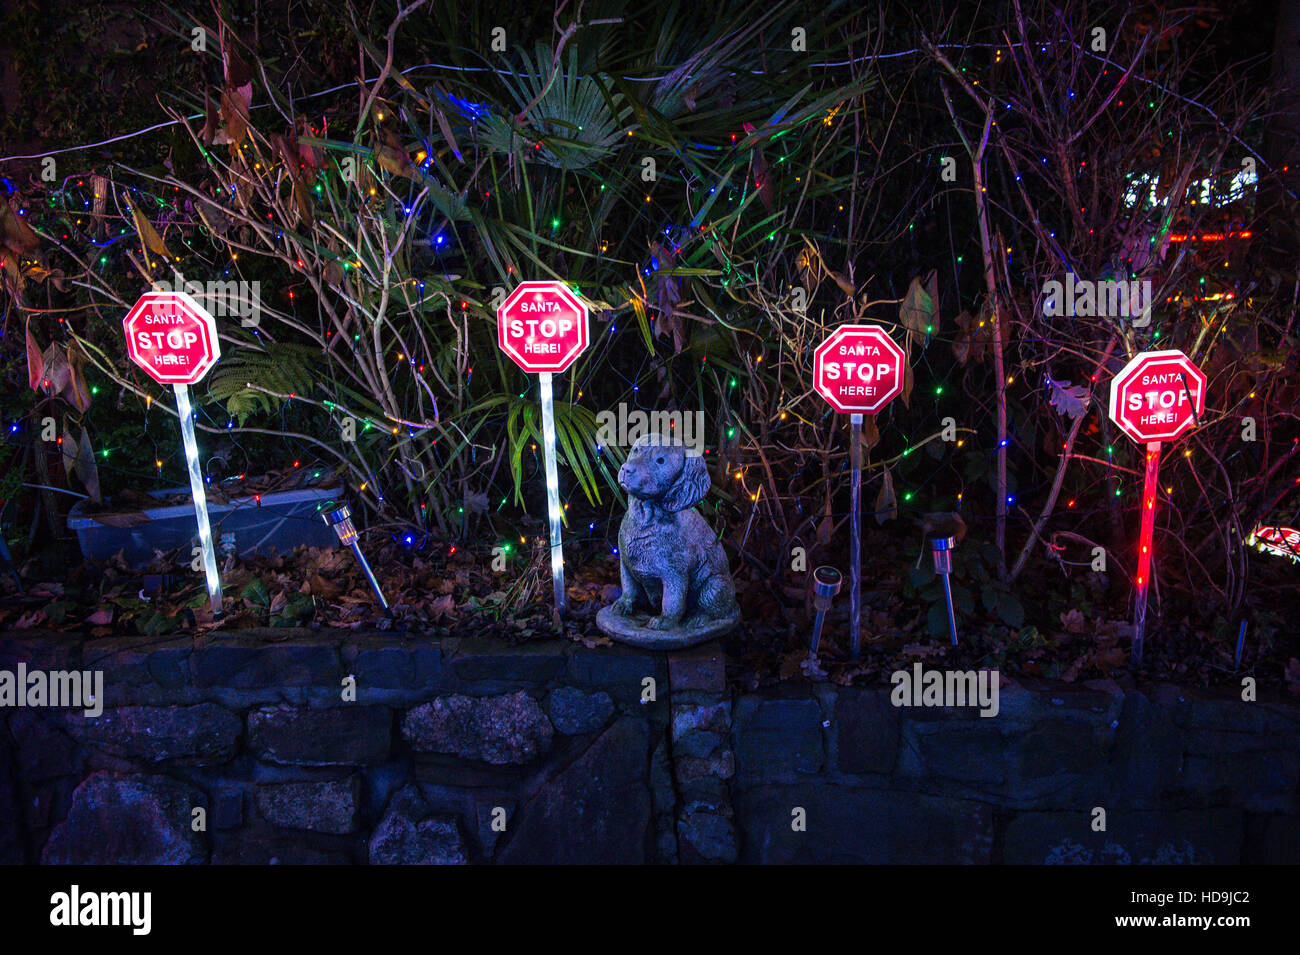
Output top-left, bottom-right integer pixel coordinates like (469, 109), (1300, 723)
(996, 591), (1025, 628)
(241, 578), (270, 608)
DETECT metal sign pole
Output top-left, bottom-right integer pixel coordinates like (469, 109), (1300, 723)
(1132, 440), (1162, 666)
(538, 372), (566, 615)
(849, 412), (863, 659)
(173, 383), (222, 615)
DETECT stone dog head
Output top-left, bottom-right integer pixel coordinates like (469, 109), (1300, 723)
(617, 433), (710, 512)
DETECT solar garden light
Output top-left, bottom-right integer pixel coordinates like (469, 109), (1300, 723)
(930, 535), (959, 646)
(322, 505), (389, 611)
(809, 565), (843, 656)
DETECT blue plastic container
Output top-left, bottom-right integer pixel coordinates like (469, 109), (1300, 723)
(67, 486), (340, 567)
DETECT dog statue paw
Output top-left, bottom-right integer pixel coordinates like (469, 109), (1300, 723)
(597, 432), (740, 649)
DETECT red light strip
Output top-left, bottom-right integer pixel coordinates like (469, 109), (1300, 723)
(1166, 230), (1253, 242)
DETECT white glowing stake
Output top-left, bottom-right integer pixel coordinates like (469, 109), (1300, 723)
(174, 384), (223, 614)
(539, 372), (566, 614)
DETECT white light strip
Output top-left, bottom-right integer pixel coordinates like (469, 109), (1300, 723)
(538, 372), (566, 614)
(174, 384), (223, 615)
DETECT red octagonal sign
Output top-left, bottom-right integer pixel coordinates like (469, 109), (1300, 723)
(813, 324), (907, 414)
(1108, 349), (1206, 444)
(497, 281), (589, 373)
(123, 291), (221, 385)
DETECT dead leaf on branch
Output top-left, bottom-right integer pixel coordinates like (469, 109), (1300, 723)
(0, 200), (40, 253)
(860, 414), (880, 452)
(129, 201), (171, 261)
(219, 87), (251, 146)
(1047, 376), (1090, 420)
(899, 273), (936, 343)
(874, 466), (897, 525)
(25, 321), (43, 390)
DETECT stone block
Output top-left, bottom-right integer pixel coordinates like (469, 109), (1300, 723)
(191, 639), (340, 689)
(668, 646), (726, 694)
(255, 776), (360, 834)
(42, 772), (207, 864)
(368, 784), (468, 864)
(545, 687), (615, 735)
(403, 692), (553, 765)
(834, 686), (899, 775)
(733, 696), (825, 781)
(248, 705), (391, 766)
(496, 718), (652, 864)
(63, 704), (241, 765)
(445, 636), (565, 688)
(735, 784), (993, 864)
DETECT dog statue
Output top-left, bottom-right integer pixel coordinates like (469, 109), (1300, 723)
(597, 432), (739, 647)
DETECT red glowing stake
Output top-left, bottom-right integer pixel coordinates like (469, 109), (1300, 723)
(1132, 442), (1162, 665)
(1109, 349), (1206, 667)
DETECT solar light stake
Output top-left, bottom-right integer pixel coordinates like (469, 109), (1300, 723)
(930, 535), (958, 646)
(496, 282), (588, 618)
(539, 372), (567, 615)
(809, 566), (842, 656)
(849, 413), (863, 659)
(323, 505), (389, 610)
(175, 384), (223, 615)
(121, 290), (223, 617)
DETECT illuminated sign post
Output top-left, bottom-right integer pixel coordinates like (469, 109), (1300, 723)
(497, 281), (590, 615)
(123, 291), (223, 614)
(813, 325), (906, 658)
(1108, 349), (1206, 665)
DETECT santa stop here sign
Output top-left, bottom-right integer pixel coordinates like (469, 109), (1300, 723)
(497, 281), (589, 373)
(122, 291), (221, 385)
(1108, 349), (1206, 444)
(812, 324), (907, 414)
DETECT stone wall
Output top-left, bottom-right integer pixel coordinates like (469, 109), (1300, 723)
(1, 630), (1296, 864)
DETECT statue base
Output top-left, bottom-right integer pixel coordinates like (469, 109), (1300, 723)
(595, 606), (740, 650)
